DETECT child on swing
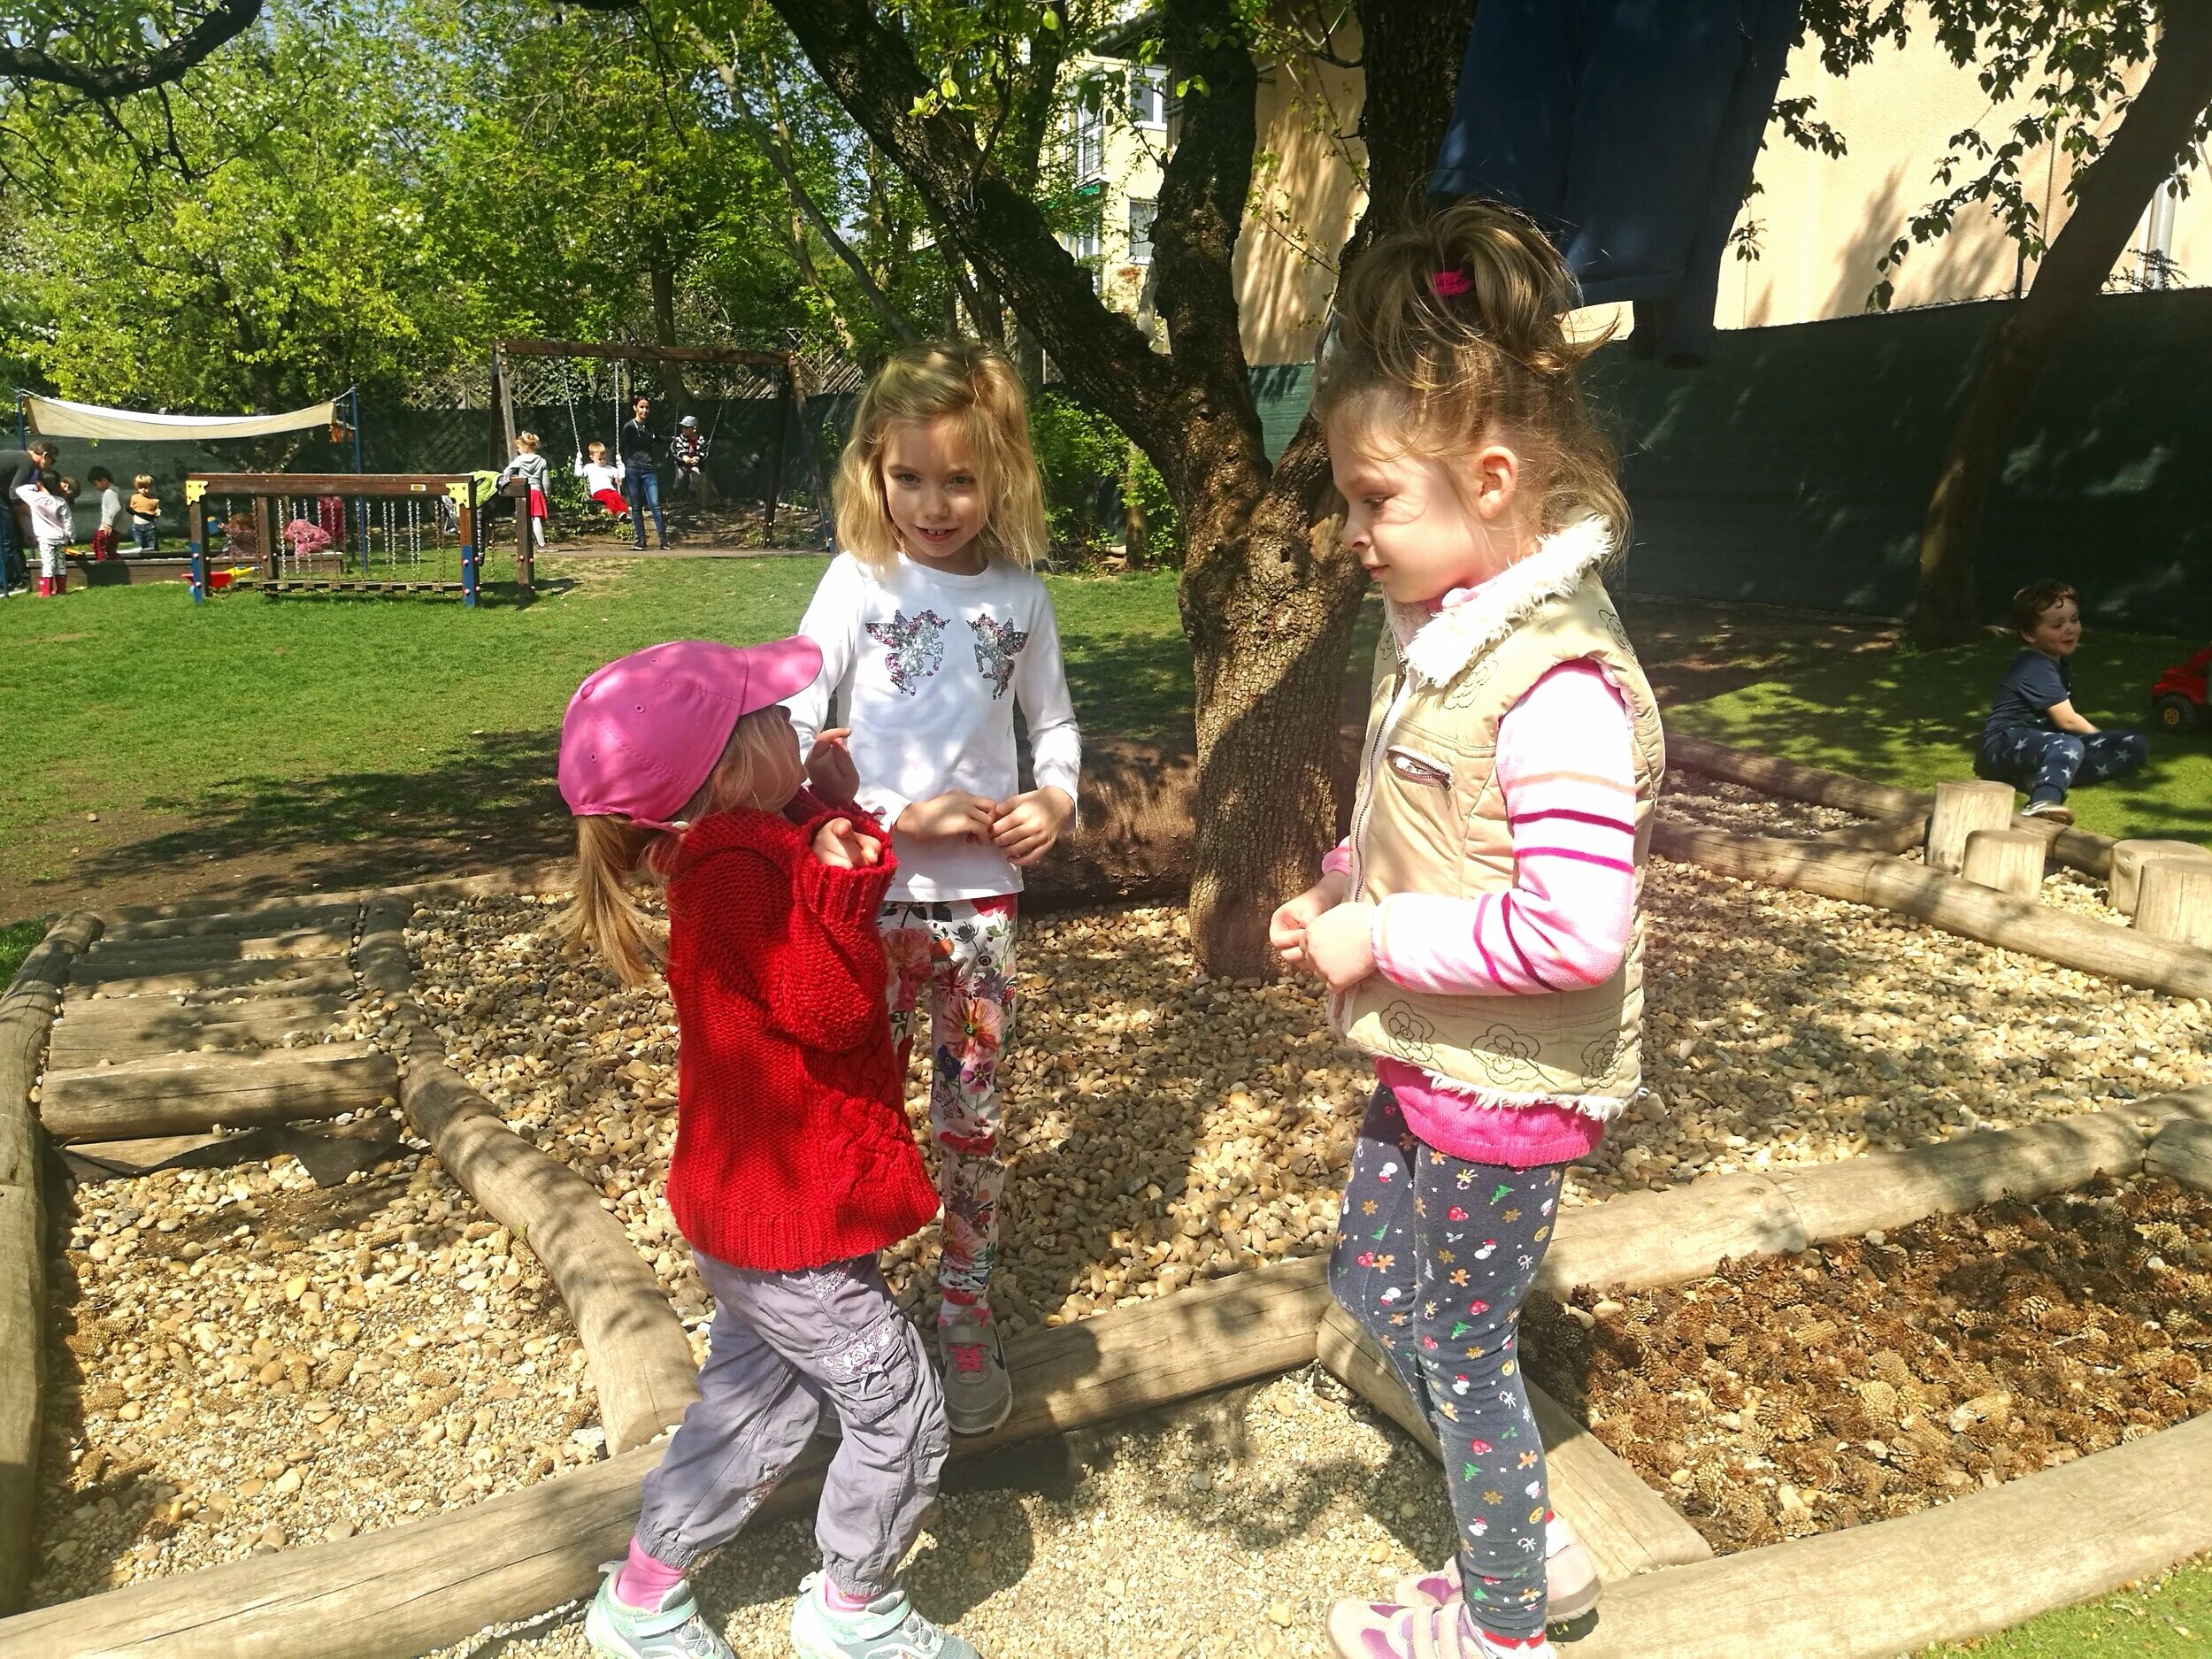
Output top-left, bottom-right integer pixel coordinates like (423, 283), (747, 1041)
(1272, 202), (1665, 1659)
(788, 339), (1081, 1436)
(497, 430), (552, 547)
(561, 638), (982, 1659)
(574, 440), (631, 521)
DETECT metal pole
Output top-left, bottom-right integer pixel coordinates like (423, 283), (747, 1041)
(349, 388), (368, 578)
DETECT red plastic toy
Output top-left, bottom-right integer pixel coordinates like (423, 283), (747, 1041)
(2153, 646), (2212, 733)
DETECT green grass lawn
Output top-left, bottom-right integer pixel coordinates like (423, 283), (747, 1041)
(1664, 626), (2212, 848)
(1920, 1556), (2212, 1656)
(0, 559), (1193, 914)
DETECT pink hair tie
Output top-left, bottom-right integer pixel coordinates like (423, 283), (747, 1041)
(1431, 268), (1473, 298)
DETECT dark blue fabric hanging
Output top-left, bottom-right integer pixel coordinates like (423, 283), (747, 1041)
(1429, 0), (1801, 365)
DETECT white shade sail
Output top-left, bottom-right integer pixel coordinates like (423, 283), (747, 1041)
(22, 393), (338, 442)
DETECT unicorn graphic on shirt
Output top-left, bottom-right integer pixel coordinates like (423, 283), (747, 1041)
(968, 612), (1028, 698)
(866, 608), (950, 695)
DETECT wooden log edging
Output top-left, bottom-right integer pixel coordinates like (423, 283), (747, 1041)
(1669, 732), (2120, 877)
(1563, 1410), (2212, 1659)
(1653, 820), (2212, 1001)
(1314, 1303), (1713, 1584)
(0, 1255), (1335, 1659)
(355, 895), (700, 1456)
(1539, 1085), (2212, 1296)
(0, 911), (102, 1617)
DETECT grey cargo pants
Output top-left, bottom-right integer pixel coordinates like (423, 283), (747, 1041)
(634, 1251), (949, 1597)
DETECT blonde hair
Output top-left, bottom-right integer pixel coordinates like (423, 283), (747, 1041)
(586, 442), (606, 458)
(834, 340), (1047, 573)
(133, 473), (154, 490)
(561, 707), (795, 984)
(1316, 200), (1628, 547)
(517, 432), (540, 450)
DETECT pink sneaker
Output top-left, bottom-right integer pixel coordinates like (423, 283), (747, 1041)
(1391, 1511), (1601, 1625)
(1325, 1599), (1555, 1659)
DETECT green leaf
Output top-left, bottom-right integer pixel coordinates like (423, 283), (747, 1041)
(1040, 8), (1060, 27)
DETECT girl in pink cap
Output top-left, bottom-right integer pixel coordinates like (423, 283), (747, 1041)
(558, 637), (981, 1659)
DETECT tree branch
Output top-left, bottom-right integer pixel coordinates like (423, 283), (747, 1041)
(0, 0), (264, 96)
(701, 30), (918, 344)
(760, 0), (1182, 456)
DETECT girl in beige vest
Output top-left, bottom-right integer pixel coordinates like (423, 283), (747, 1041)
(1271, 202), (1665, 1659)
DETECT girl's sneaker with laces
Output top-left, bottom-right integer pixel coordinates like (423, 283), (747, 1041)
(938, 1318), (1013, 1435)
(582, 1561), (734, 1659)
(1392, 1510), (1601, 1624)
(789, 1571), (981, 1659)
(1326, 1598), (1555, 1659)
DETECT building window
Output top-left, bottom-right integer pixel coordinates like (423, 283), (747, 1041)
(1072, 104), (1104, 181)
(1130, 66), (1167, 129)
(1128, 198), (1156, 265)
(1066, 220), (1102, 290)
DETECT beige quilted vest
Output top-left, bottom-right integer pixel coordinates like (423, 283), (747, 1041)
(1333, 518), (1666, 1115)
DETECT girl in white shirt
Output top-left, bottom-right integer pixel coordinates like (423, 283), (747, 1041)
(788, 340), (1080, 1437)
(17, 475), (76, 595)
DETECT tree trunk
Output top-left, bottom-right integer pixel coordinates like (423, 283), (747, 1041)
(1910, 0), (2212, 646)
(646, 256), (695, 426)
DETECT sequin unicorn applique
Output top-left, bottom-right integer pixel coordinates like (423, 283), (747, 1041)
(969, 612), (1029, 699)
(865, 608), (950, 695)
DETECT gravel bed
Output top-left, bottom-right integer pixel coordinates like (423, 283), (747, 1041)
(1526, 1173), (2212, 1553)
(30, 1138), (602, 1605)
(432, 1371), (1455, 1659)
(1655, 770), (1862, 838)
(403, 835), (2210, 1326)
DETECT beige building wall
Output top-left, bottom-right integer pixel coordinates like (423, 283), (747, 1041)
(1233, 33), (1368, 365)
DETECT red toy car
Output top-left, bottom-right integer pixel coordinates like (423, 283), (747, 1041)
(2153, 647), (2211, 733)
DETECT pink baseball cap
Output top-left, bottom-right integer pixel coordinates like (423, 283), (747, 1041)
(558, 637), (822, 829)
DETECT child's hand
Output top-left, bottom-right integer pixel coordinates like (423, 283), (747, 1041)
(897, 792), (995, 844)
(990, 787), (1075, 867)
(1269, 872), (1350, 968)
(812, 818), (883, 869)
(1302, 901), (1378, 992)
(805, 726), (860, 805)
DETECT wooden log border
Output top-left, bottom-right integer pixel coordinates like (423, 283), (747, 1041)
(0, 912), (101, 1617)
(1654, 819), (2212, 1001)
(354, 895), (701, 1456)
(1669, 732), (2121, 877)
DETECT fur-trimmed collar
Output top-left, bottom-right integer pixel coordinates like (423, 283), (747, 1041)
(1389, 517), (1614, 690)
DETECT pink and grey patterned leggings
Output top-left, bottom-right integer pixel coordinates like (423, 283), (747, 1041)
(878, 895), (1017, 1327)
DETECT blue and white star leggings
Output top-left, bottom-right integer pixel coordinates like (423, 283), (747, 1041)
(1329, 1085), (1567, 1641)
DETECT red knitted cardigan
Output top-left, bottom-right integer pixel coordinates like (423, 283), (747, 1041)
(659, 796), (938, 1271)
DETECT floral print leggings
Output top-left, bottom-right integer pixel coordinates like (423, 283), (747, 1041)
(878, 895), (1018, 1328)
(1331, 1086), (1566, 1641)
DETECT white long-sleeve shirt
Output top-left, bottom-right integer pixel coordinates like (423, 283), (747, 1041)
(16, 483), (73, 549)
(788, 550), (1082, 902)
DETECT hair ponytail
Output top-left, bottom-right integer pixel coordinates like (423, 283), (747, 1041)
(563, 815), (668, 985)
(1317, 199), (1628, 547)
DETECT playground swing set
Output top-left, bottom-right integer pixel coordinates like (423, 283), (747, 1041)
(489, 339), (833, 545)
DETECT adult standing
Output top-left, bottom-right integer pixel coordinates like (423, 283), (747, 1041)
(0, 440), (57, 597)
(619, 396), (670, 550)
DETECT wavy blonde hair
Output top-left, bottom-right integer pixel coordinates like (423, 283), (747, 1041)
(1316, 199), (1628, 547)
(834, 340), (1048, 573)
(561, 707), (795, 985)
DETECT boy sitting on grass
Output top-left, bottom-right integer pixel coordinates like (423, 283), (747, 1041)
(1975, 580), (2147, 826)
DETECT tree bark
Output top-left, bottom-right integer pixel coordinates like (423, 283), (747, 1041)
(1910, 0), (2212, 646)
(646, 253), (695, 426)
(756, 0), (1471, 976)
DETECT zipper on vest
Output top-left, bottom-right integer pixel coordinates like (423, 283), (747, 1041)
(1346, 642), (1416, 903)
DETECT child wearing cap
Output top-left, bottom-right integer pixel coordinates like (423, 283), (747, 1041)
(560, 637), (980, 1659)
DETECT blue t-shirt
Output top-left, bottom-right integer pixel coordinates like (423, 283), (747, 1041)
(1984, 649), (2072, 741)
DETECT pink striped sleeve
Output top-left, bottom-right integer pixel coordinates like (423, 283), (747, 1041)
(1321, 838), (1353, 878)
(1371, 660), (1637, 997)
